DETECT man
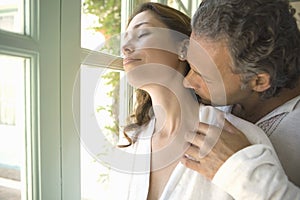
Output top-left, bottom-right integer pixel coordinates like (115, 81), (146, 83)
(181, 0), (300, 199)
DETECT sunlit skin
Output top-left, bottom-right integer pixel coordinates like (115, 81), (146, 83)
(184, 33), (254, 106)
(182, 32), (300, 180)
(122, 11), (185, 75)
(182, 33), (253, 180)
(184, 33), (300, 122)
(122, 11), (199, 200)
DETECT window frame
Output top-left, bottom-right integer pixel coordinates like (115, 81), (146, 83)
(0, 0), (64, 199)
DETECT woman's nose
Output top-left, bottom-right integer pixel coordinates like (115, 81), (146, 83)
(122, 45), (133, 56)
(121, 40), (134, 56)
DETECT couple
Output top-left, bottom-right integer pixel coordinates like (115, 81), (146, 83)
(108, 1), (300, 199)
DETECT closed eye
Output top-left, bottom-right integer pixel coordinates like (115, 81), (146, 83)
(192, 68), (201, 76)
(138, 32), (150, 39)
(192, 68), (213, 83)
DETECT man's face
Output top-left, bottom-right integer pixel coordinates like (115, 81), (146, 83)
(184, 33), (251, 106)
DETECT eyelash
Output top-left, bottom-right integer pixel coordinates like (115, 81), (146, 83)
(192, 69), (200, 76)
(138, 32), (150, 38)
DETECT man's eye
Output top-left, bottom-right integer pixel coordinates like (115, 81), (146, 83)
(192, 69), (201, 76)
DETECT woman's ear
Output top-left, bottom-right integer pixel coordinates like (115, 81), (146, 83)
(250, 73), (271, 92)
(178, 39), (189, 61)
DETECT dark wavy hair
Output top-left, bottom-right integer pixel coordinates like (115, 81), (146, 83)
(119, 2), (191, 147)
(192, 0), (300, 99)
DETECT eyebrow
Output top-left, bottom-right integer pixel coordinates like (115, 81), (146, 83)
(134, 21), (151, 29)
(124, 21), (151, 38)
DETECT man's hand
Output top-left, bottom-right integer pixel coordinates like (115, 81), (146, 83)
(181, 119), (251, 180)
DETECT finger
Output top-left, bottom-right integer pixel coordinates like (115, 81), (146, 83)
(197, 122), (209, 133)
(185, 131), (205, 147)
(181, 156), (215, 180)
(196, 122), (222, 158)
(181, 156), (203, 173)
(184, 145), (201, 162)
(197, 122), (221, 139)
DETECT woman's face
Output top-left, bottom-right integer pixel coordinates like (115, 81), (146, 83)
(122, 11), (181, 73)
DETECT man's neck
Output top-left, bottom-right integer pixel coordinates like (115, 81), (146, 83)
(233, 84), (300, 123)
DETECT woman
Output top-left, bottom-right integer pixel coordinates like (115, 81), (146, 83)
(108, 3), (232, 200)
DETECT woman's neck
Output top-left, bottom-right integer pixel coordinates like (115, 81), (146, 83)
(144, 83), (199, 138)
(151, 88), (182, 137)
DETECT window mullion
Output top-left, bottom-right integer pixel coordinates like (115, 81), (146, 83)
(60, 0), (81, 199)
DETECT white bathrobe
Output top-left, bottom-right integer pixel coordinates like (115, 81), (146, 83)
(107, 105), (300, 200)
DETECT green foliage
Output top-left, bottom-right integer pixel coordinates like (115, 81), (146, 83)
(96, 70), (120, 136)
(82, 0), (121, 37)
(83, 0), (122, 137)
(83, 0), (122, 55)
(101, 70), (120, 88)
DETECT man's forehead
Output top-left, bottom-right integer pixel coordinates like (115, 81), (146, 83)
(188, 36), (229, 58)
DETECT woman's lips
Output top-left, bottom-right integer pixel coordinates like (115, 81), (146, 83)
(123, 57), (142, 65)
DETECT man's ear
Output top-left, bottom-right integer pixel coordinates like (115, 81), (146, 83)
(250, 73), (271, 92)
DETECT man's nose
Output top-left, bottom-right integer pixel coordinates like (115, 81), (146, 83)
(183, 71), (194, 89)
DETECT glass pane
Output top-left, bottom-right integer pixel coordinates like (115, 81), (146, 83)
(80, 0), (124, 199)
(0, 54), (28, 200)
(0, 0), (25, 34)
(80, 65), (125, 200)
(81, 0), (121, 50)
(81, 0), (151, 50)
(163, 0), (202, 16)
